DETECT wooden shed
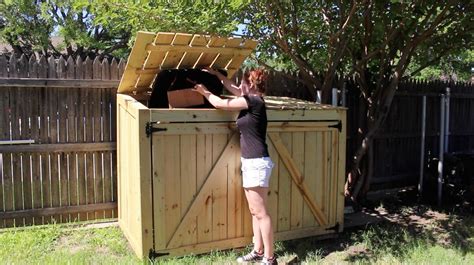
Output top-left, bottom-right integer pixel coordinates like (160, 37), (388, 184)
(117, 31), (347, 259)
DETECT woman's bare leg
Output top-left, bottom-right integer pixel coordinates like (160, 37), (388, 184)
(244, 187), (274, 258)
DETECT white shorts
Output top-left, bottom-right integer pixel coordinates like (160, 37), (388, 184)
(241, 157), (274, 188)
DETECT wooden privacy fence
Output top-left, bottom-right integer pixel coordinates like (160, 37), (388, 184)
(1, 53), (473, 228)
(0, 53), (123, 227)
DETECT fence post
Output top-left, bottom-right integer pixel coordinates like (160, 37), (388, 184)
(341, 82), (347, 107)
(438, 94), (446, 206)
(444, 87), (450, 152)
(418, 95), (427, 195)
(332, 88), (338, 106)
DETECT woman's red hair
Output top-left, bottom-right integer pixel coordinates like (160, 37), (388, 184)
(248, 68), (267, 93)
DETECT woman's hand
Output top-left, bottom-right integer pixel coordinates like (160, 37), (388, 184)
(202, 67), (219, 76)
(193, 83), (210, 96)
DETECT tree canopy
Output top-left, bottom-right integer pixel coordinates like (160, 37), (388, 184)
(1, 0), (472, 201)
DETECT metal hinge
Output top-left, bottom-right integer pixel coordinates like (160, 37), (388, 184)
(328, 121), (342, 132)
(149, 249), (170, 259)
(146, 122), (167, 137)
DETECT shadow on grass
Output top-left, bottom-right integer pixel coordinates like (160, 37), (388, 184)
(275, 187), (473, 264)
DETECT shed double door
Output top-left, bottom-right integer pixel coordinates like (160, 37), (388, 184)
(150, 121), (342, 255)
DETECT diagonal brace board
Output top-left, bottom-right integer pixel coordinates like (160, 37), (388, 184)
(166, 133), (239, 249)
(268, 132), (328, 226)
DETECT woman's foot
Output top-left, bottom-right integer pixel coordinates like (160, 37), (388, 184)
(236, 249), (264, 263)
(260, 256), (277, 265)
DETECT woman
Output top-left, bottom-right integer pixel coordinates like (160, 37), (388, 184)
(193, 68), (276, 265)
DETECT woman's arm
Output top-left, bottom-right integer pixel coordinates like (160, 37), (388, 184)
(194, 84), (248, 111)
(203, 68), (242, 96)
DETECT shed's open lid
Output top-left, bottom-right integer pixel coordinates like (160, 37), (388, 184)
(118, 31), (258, 94)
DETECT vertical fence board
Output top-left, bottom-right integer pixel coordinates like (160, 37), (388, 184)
(18, 54), (28, 78)
(22, 153), (33, 226)
(0, 154), (4, 228)
(0, 85), (8, 140)
(110, 58), (119, 80)
(0, 54), (7, 77)
(9, 54), (18, 78)
(3, 153), (14, 226)
(48, 56), (56, 79)
(57, 56), (67, 79)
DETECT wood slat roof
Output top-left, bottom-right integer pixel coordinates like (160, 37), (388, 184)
(118, 31), (257, 94)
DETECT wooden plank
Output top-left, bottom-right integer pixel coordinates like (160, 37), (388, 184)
(49, 153), (61, 223)
(331, 130), (340, 228)
(212, 134), (228, 241)
(212, 38), (243, 71)
(0, 54), (7, 77)
(167, 133), (238, 249)
(179, 134), (197, 246)
(102, 59), (111, 80)
(0, 142), (116, 153)
(18, 54), (28, 78)
(38, 55), (48, 78)
(85, 151), (95, 220)
(29, 85), (40, 143)
(226, 142), (238, 239)
(150, 109), (342, 123)
(0, 202), (117, 219)
(66, 56), (75, 79)
(3, 153), (14, 226)
(0, 83), (8, 140)
(0, 154), (4, 227)
(48, 56), (56, 79)
(303, 132), (318, 228)
(110, 58), (119, 80)
(93, 86), (103, 219)
(93, 57), (102, 80)
(267, 135), (279, 233)
(12, 153), (24, 226)
(134, 32), (175, 89)
(59, 153), (69, 222)
(336, 114), (346, 232)
(118, 31), (156, 93)
(22, 153), (33, 226)
(77, 152), (87, 221)
(10, 86), (24, 226)
(41, 153), (52, 224)
(152, 134), (167, 249)
(31, 153), (42, 225)
(77, 85), (87, 221)
(39, 87), (48, 143)
(196, 134), (213, 243)
(102, 88), (113, 218)
(195, 37), (227, 68)
(269, 132), (328, 226)
(161, 33), (193, 70)
(9, 54), (18, 78)
(57, 56), (67, 79)
(111, 148), (117, 218)
(84, 57), (93, 79)
(178, 35), (210, 68)
(164, 135), (181, 244)
(161, 237), (251, 258)
(29, 55), (38, 78)
(225, 39), (257, 78)
(276, 132), (291, 232)
(146, 43), (254, 56)
(321, 132), (328, 222)
(290, 132), (304, 229)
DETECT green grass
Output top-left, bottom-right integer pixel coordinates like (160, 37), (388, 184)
(0, 214), (472, 264)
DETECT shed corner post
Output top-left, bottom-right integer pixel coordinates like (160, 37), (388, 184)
(137, 108), (154, 258)
(336, 109), (347, 232)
